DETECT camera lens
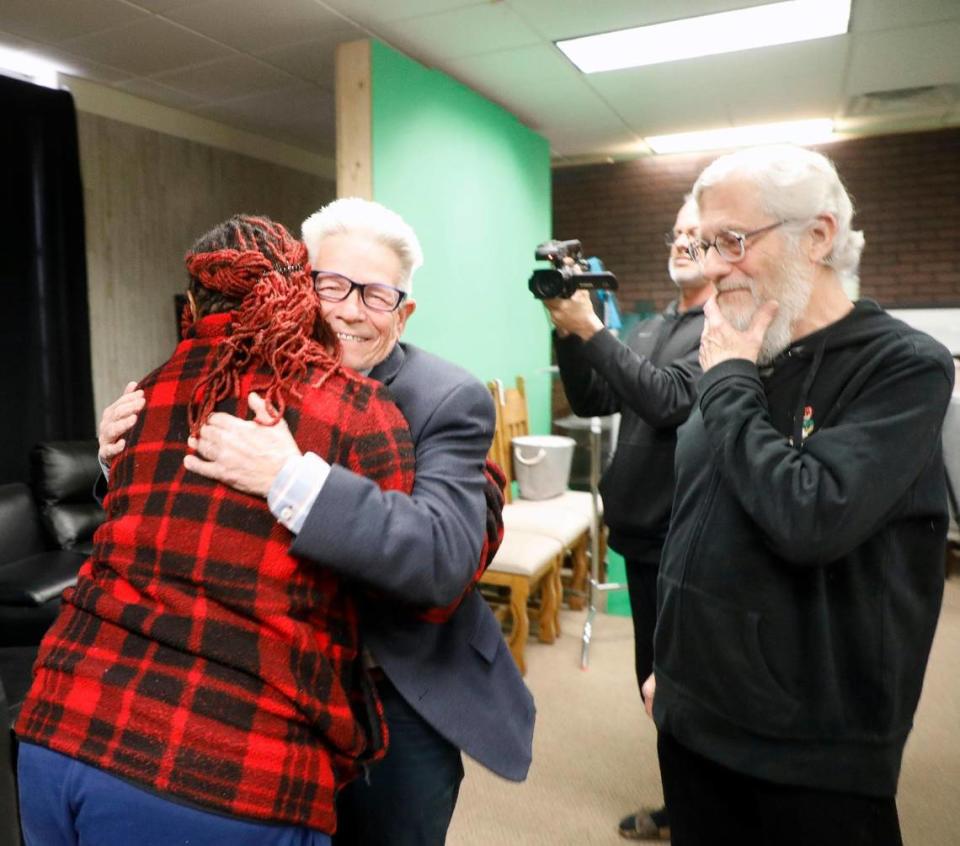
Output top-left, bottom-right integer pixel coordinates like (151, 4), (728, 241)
(529, 269), (568, 299)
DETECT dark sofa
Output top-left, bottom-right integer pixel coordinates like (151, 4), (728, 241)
(0, 440), (103, 715)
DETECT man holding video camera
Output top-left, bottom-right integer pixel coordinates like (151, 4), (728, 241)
(543, 198), (713, 842)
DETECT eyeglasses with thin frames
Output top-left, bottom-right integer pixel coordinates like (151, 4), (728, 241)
(691, 220), (792, 264)
(663, 231), (697, 248)
(311, 271), (407, 313)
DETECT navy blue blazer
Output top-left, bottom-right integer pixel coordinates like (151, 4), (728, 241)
(290, 342), (535, 781)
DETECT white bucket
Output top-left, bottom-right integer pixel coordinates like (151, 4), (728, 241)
(512, 435), (576, 500)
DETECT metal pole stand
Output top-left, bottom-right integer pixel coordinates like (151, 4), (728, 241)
(580, 416), (627, 669)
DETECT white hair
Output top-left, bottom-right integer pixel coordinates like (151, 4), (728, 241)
(692, 145), (865, 288)
(301, 197), (424, 295)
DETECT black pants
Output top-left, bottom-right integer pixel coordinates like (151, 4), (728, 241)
(333, 676), (463, 846)
(658, 731), (903, 846)
(624, 556), (660, 694)
(625, 555), (668, 825)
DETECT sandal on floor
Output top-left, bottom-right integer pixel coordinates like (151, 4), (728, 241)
(618, 808), (671, 841)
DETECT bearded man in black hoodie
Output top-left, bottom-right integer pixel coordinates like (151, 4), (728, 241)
(649, 144), (954, 846)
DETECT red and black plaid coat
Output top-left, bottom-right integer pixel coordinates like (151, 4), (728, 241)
(16, 313), (416, 833)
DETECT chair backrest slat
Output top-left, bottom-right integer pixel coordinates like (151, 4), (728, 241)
(487, 376), (531, 504)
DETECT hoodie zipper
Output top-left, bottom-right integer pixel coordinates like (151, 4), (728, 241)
(677, 464), (721, 590)
(791, 335), (828, 447)
(674, 463), (722, 675)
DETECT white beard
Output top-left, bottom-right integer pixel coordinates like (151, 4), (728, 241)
(718, 253), (813, 366)
(668, 257), (703, 288)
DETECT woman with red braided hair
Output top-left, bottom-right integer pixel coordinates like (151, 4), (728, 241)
(15, 214), (417, 846)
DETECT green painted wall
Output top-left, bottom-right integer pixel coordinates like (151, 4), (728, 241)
(369, 41), (553, 434)
(605, 550), (631, 616)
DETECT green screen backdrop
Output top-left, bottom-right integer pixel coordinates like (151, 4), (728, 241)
(370, 41), (553, 434)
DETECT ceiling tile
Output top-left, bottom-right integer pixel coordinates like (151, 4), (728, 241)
(444, 43), (620, 132)
(508, 0), (771, 41)
(40, 53), (133, 84)
(192, 83), (335, 154)
(113, 75), (208, 109)
(59, 17), (234, 76)
(323, 1), (486, 26)
(126, 0), (209, 12)
(846, 22), (960, 95)
(549, 125), (642, 159)
(253, 30), (363, 85)
(851, 0), (960, 32)
(725, 39), (850, 123)
(151, 55), (299, 100)
(164, 0), (349, 52)
(0, 29), (37, 53)
(383, 3), (541, 64)
(0, 0), (148, 44)
(587, 36), (849, 137)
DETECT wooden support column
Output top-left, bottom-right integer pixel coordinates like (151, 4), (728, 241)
(335, 40), (372, 199)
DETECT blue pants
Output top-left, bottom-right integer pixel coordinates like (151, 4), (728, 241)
(333, 676), (464, 846)
(17, 742), (331, 846)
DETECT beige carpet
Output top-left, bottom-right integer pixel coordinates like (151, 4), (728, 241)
(448, 578), (960, 845)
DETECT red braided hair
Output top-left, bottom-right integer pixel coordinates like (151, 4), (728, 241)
(184, 215), (340, 436)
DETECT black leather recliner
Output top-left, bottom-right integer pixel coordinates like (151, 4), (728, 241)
(0, 441), (103, 713)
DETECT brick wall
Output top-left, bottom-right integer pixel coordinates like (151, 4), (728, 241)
(549, 127), (960, 420)
(552, 127), (960, 314)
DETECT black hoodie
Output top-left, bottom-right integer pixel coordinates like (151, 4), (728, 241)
(653, 300), (955, 797)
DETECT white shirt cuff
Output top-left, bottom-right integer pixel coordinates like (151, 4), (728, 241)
(267, 451), (331, 534)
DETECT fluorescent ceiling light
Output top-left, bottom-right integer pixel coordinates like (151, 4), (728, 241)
(645, 118), (835, 154)
(556, 0), (851, 73)
(0, 46), (65, 88)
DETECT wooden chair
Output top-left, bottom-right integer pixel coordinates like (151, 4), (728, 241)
(480, 528), (564, 675)
(487, 377), (607, 609)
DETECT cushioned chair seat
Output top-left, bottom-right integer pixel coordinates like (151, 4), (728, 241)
(502, 504), (588, 547)
(517, 488), (603, 521)
(0, 550), (85, 606)
(502, 495), (602, 607)
(482, 529), (564, 674)
(489, 529), (563, 575)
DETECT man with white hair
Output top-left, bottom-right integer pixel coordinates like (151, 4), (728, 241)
(96, 197), (534, 846)
(544, 197), (713, 841)
(647, 145), (955, 845)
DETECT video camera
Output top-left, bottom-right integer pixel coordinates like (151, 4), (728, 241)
(528, 239), (618, 300)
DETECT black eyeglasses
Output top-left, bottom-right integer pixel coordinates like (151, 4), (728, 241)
(310, 271), (407, 313)
(691, 220), (789, 264)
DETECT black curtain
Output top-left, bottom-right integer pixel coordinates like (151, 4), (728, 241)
(0, 75), (94, 484)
